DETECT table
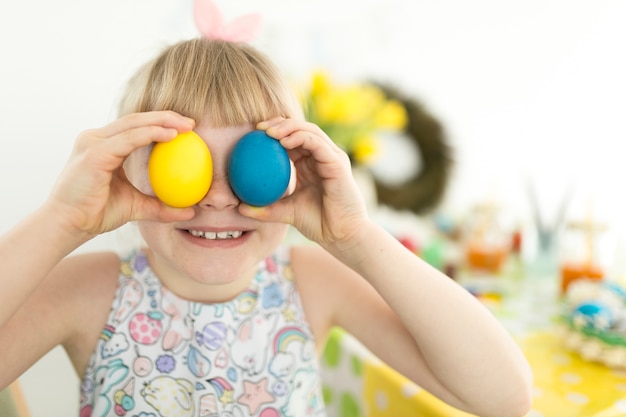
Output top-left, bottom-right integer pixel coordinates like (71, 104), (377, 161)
(320, 267), (626, 417)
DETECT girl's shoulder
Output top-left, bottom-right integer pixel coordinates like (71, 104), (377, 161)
(289, 244), (351, 281)
(60, 249), (121, 272)
(59, 250), (126, 318)
(56, 250), (122, 299)
(56, 251), (123, 373)
(0, 251), (123, 383)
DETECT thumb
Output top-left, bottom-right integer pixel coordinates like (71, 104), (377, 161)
(134, 197), (196, 223)
(238, 199), (294, 225)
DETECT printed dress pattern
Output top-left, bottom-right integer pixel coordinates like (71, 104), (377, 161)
(79, 247), (326, 417)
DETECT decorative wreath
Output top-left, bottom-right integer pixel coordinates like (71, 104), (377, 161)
(373, 84), (454, 215)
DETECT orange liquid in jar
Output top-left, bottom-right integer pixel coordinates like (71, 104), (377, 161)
(466, 245), (508, 273)
(560, 262), (604, 293)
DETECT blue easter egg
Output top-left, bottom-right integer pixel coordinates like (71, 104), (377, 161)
(572, 301), (613, 331)
(228, 130), (291, 206)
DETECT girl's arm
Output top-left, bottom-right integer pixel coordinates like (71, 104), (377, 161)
(0, 111), (195, 329)
(246, 117), (533, 417)
(0, 112), (197, 390)
(316, 223), (532, 417)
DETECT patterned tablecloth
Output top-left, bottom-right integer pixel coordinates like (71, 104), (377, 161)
(320, 271), (626, 417)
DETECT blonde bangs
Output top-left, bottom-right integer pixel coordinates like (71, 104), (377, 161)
(119, 39), (302, 126)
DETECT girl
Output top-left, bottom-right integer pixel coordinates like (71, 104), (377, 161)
(0, 38), (532, 417)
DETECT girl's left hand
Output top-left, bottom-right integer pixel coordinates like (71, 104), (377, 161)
(240, 117), (369, 249)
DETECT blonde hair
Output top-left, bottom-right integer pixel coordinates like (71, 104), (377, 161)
(119, 38), (303, 126)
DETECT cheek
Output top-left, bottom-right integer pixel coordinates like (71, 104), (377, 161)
(260, 223), (290, 249)
(136, 221), (167, 248)
(124, 146), (156, 196)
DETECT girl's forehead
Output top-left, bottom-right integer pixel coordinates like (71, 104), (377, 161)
(194, 123), (254, 147)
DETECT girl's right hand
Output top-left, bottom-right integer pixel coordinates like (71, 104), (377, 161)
(47, 111), (196, 239)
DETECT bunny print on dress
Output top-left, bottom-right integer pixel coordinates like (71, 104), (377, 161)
(79, 248), (326, 417)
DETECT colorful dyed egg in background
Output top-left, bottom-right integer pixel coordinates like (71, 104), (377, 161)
(148, 131), (213, 208)
(228, 130), (291, 207)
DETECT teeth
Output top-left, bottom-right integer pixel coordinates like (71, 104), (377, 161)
(188, 230), (243, 240)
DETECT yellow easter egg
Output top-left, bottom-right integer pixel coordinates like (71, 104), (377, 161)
(148, 131), (213, 207)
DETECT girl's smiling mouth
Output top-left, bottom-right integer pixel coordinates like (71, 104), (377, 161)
(187, 229), (245, 240)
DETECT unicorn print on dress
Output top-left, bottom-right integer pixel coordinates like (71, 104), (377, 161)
(80, 248), (326, 416)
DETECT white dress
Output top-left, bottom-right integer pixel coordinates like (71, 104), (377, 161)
(79, 247), (325, 417)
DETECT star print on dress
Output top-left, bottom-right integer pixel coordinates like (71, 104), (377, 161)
(238, 377), (275, 414)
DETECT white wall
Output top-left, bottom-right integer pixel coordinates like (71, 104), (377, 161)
(1, 0), (625, 414)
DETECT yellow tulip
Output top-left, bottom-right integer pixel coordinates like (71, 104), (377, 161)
(320, 85), (385, 125)
(302, 72), (408, 167)
(352, 135), (379, 165)
(374, 100), (408, 130)
(311, 71), (332, 97)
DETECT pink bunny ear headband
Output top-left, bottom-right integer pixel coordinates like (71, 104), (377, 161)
(193, 0), (262, 42)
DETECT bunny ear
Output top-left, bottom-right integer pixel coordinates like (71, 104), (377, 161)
(238, 320), (252, 341)
(193, 0), (262, 42)
(221, 13), (262, 43)
(193, 0), (226, 39)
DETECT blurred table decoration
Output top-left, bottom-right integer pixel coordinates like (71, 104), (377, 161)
(462, 202), (512, 275)
(559, 216), (608, 294)
(525, 179), (572, 278)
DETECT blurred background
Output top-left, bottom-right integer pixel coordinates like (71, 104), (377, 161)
(1, 0), (625, 414)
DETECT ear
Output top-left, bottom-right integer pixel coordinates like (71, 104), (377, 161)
(238, 319), (252, 341)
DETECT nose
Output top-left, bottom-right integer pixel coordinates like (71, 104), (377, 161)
(197, 174), (240, 209)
